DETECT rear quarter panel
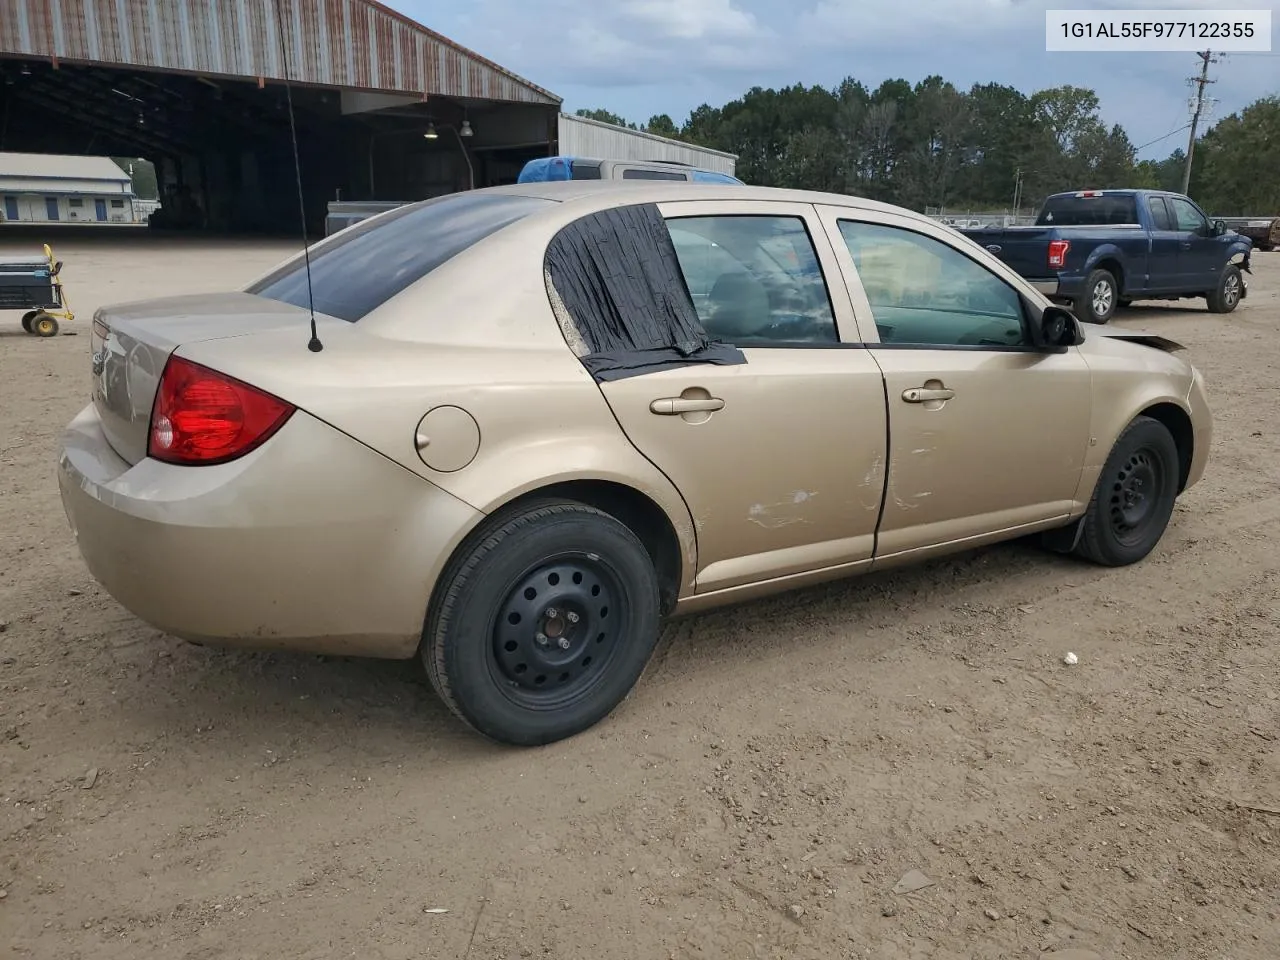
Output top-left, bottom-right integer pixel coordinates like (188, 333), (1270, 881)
(1066, 233), (1149, 294)
(181, 231), (703, 598)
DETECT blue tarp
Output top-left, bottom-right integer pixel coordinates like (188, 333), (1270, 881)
(518, 157), (575, 183)
(519, 156), (744, 185)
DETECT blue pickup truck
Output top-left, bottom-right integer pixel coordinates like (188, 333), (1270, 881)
(958, 189), (1253, 323)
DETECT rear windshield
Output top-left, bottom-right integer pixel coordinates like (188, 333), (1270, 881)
(249, 192), (555, 322)
(1036, 193), (1138, 226)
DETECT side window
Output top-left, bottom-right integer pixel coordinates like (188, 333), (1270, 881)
(666, 215), (839, 344)
(621, 168), (688, 181)
(690, 170), (743, 185)
(838, 220), (1028, 348)
(1169, 197), (1208, 233)
(1148, 197), (1174, 231)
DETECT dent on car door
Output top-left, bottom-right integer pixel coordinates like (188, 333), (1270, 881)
(542, 199), (889, 594)
(816, 206), (1093, 559)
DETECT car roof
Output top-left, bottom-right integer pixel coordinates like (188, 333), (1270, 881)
(478, 180), (912, 218)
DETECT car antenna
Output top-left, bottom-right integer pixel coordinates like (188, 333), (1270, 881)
(273, 0), (323, 353)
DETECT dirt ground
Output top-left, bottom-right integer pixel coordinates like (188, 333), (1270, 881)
(2, 229), (1278, 960)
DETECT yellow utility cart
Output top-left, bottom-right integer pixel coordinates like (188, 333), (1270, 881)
(1, 243), (74, 337)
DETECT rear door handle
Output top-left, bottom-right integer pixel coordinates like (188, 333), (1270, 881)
(902, 387), (955, 403)
(1180, 241), (1192, 249)
(650, 397), (725, 415)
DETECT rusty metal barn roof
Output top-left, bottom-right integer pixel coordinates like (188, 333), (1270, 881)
(0, 0), (560, 105)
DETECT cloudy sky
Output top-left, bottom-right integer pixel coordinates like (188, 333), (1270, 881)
(389, 0), (1279, 160)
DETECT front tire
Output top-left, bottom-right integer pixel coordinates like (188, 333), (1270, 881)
(1075, 269), (1118, 324)
(20, 310), (37, 333)
(1206, 264), (1243, 313)
(424, 500), (661, 746)
(1074, 416), (1179, 566)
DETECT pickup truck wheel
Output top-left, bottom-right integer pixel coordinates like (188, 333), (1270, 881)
(1207, 265), (1243, 314)
(423, 500), (661, 746)
(1073, 416), (1178, 567)
(1076, 269), (1118, 324)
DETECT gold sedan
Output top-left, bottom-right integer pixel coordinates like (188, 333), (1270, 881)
(58, 182), (1212, 745)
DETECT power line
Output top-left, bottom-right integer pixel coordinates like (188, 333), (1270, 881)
(1135, 123), (1191, 153)
(1182, 50), (1218, 195)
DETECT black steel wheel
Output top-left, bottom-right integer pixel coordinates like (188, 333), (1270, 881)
(20, 310), (37, 333)
(490, 557), (627, 709)
(424, 500), (661, 746)
(1207, 264), (1243, 314)
(1074, 416), (1179, 566)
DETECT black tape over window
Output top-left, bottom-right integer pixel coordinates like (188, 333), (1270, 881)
(545, 203), (746, 381)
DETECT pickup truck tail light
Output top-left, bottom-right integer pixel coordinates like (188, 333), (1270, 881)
(1048, 240), (1071, 269)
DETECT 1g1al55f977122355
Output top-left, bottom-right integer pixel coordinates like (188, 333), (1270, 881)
(1046, 8), (1272, 51)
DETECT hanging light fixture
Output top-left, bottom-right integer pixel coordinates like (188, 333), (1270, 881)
(423, 122), (438, 140)
(459, 119), (473, 138)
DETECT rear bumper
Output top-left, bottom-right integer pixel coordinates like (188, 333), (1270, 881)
(1029, 276), (1086, 300)
(57, 404), (483, 658)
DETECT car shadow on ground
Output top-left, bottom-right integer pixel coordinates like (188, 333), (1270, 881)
(90, 534), (1084, 755)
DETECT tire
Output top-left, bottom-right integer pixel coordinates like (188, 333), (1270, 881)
(1075, 268), (1118, 324)
(1206, 264), (1243, 314)
(424, 500), (661, 746)
(31, 312), (59, 337)
(1073, 416), (1179, 567)
(20, 310), (37, 333)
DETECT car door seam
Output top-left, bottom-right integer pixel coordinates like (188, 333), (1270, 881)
(868, 365), (892, 559)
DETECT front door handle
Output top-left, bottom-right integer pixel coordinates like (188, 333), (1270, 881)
(650, 397), (725, 415)
(1180, 241), (1192, 249)
(902, 387), (955, 403)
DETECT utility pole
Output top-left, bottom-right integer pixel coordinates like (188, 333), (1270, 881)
(1181, 50), (1217, 195)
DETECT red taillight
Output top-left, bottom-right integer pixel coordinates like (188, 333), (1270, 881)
(148, 355), (295, 465)
(1048, 239), (1071, 269)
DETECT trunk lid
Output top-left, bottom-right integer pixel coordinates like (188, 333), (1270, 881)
(90, 292), (316, 465)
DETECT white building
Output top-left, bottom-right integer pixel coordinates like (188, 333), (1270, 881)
(0, 153), (137, 224)
(556, 115), (738, 175)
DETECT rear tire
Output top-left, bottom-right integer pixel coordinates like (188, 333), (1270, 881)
(31, 312), (59, 337)
(424, 500), (661, 746)
(1206, 264), (1242, 314)
(20, 310), (37, 333)
(1075, 269), (1118, 324)
(1073, 416), (1179, 567)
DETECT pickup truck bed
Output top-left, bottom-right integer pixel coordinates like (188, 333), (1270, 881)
(959, 190), (1253, 323)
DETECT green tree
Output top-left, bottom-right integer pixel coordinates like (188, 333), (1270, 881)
(573, 108), (637, 129)
(112, 156), (158, 200)
(1194, 96), (1280, 214)
(645, 114), (680, 138)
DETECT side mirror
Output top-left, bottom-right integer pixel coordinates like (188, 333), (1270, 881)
(1038, 305), (1083, 350)
(1212, 219), (1227, 237)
